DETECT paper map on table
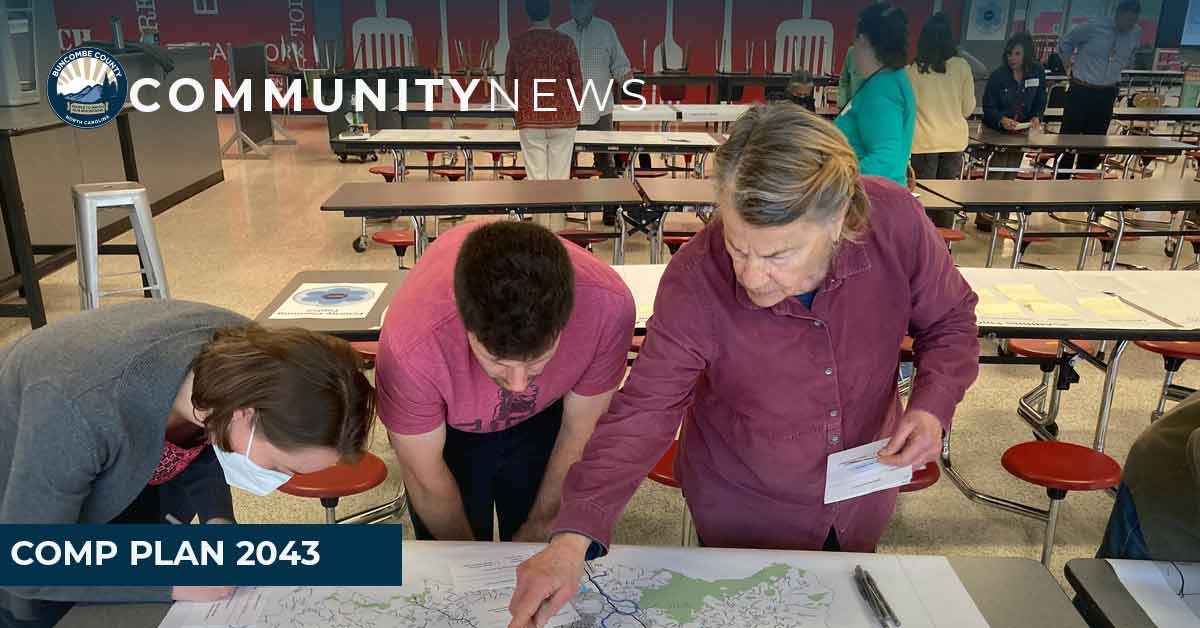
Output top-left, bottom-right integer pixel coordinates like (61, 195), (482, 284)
(157, 542), (987, 628)
(959, 268), (1166, 330)
(269, 283), (387, 320)
(1108, 560), (1200, 626)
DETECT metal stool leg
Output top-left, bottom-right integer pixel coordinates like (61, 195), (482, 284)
(1042, 489), (1066, 566)
(128, 192), (170, 299)
(73, 198), (101, 310)
(320, 497), (339, 525)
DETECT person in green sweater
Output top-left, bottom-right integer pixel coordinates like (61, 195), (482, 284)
(834, 3), (915, 188)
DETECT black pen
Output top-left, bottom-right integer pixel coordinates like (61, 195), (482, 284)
(854, 566), (888, 627)
(864, 567), (902, 627)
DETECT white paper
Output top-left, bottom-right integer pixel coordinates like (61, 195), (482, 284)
(158, 586), (266, 627)
(451, 551), (533, 590)
(1108, 559), (1200, 626)
(269, 283), (387, 320)
(825, 438), (913, 504)
(897, 556), (990, 628)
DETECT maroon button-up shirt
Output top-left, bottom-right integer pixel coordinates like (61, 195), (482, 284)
(555, 177), (979, 552)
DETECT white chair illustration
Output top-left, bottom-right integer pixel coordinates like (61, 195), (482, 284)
(352, 0), (414, 69)
(772, 0), (834, 76)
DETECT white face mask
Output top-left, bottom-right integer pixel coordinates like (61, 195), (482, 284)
(212, 419), (292, 496)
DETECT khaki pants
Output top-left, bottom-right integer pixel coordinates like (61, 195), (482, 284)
(519, 127), (576, 181)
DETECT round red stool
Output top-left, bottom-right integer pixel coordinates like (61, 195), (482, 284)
(1016, 170), (1055, 180)
(635, 169), (669, 178)
(899, 463), (940, 493)
(558, 228), (608, 251)
(432, 167), (467, 181)
(663, 233), (696, 255)
(647, 439), (694, 545)
(497, 167), (527, 180)
(1136, 341), (1200, 421)
(367, 166), (396, 183)
(1073, 171), (1121, 181)
(350, 341), (378, 368)
(1001, 441), (1121, 565)
(1006, 340), (1095, 437)
(997, 226), (1051, 259)
(371, 229), (416, 268)
(571, 167), (603, 179)
(279, 453), (389, 524)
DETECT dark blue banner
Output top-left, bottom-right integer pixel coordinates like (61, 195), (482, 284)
(0, 525), (402, 586)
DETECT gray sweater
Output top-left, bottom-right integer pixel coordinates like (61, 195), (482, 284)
(1125, 391), (1200, 562)
(0, 300), (248, 614)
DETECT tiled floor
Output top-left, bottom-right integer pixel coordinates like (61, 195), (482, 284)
(2, 115), (1197, 591)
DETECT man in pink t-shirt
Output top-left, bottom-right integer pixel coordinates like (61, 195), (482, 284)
(376, 221), (634, 542)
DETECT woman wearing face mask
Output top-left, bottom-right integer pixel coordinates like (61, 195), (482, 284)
(508, 103), (980, 628)
(784, 70), (817, 111)
(0, 300), (375, 627)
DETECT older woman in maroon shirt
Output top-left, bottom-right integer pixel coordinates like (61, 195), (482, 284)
(508, 103), (979, 628)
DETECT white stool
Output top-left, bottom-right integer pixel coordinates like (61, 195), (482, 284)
(71, 182), (170, 310)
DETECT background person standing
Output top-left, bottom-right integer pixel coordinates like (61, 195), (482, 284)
(1056, 0), (1142, 178)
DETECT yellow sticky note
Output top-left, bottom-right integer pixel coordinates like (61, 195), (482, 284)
(975, 288), (1002, 304)
(1079, 297), (1142, 321)
(1028, 302), (1078, 319)
(977, 302), (1026, 318)
(996, 283), (1049, 304)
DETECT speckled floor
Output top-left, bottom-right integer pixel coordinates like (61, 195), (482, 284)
(2, 115), (1196, 593)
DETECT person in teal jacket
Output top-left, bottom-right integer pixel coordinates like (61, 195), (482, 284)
(835, 3), (915, 188)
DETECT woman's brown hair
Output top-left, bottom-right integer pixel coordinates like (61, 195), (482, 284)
(714, 102), (871, 239)
(190, 324), (375, 462)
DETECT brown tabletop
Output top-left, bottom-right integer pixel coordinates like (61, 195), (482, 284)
(917, 178), (1200, 212)
(255, 271), (403, 341)
(322, 180), (645, 218)
(971, 129), (1192, 154)
(638, 178), (718, 207)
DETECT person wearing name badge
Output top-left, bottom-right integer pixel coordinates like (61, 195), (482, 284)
(907, 13), (976, 229)
(1056, 0), (1143, 179)
(978, 32), (1047, 230)
(506, 0), (582, 181)
(376, 221), (634, 544)
(0, 300), (376, 627)
(507, 104), (979, 628)
(834, 3), (916, 188)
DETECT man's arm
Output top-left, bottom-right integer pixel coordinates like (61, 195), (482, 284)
(513, 389), (617, 542)
(608, 23), (633, 82)
(389, 425), (475, 540)
(1058, 24), (1092, 76)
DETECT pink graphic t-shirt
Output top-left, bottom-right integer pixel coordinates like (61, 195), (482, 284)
(376, 223), (636, 435)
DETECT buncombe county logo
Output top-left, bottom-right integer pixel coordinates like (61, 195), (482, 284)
(47, 47), (128, 129)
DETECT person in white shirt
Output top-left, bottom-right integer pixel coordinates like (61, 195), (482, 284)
(558, 0), (635, 224)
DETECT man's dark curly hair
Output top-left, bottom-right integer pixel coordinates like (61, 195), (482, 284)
(454, 222), (574, 360)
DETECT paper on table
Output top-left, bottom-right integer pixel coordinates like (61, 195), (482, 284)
(996, 283), (1049, 303)
(451, 551), (533, 590)
(897, 556), (990, 628)
(974, 288), (1002, 304)
(1108, 559), (1200, 625)
(1028, 301), (1078, 319)
(976, 301), (1026, 318)
(270, 283), (387, 320)
(1079, 296), (1143, 321)
(825, 438), (913, 504)
(157, 586), (267, 627)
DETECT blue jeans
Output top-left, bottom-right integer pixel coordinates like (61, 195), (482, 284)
(1096, 483), (1150, 560)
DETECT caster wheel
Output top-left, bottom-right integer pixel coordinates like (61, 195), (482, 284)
(338, 154), (348, 163)
(353, 236), (369, 253)
(369, 153), (379, 162)
(359, 154), (369, 163)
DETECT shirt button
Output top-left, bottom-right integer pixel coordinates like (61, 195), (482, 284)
(813, 320), (823, 328)
(824, 367), (833, 376)
(830, 434), (840, 443)
(830, 410), (839, 417)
